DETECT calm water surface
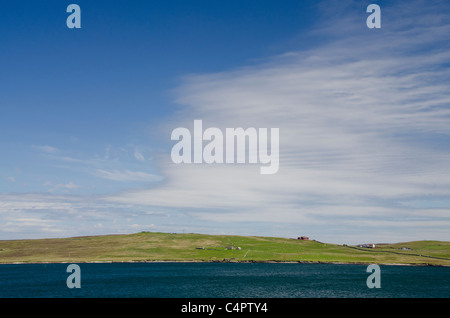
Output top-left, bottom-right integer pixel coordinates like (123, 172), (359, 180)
(0, 263), (448, 298)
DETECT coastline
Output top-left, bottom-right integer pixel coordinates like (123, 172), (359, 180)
(1, 259), (448, 267)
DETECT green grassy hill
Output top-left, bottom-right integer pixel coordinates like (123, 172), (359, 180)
(0, 232), (449, 266)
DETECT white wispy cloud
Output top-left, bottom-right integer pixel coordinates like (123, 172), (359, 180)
(134, 148), (145, 162)
(43, 181), (80, 193)
(32, 145), (59, 154)
(104, 0), (450, 243)
(96, 169), (162, 182)
(0, 193), (171, 239)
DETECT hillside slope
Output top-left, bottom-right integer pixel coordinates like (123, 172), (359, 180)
(0, 232), (449, 266)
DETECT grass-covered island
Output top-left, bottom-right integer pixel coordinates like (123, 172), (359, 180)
(0, 232), (449, 266)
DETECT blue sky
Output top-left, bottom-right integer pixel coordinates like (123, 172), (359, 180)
(1, 0), (449, 244)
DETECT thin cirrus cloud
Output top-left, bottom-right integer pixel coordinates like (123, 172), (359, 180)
(134, 148), (146, 162)
(0, 192), (164, 239)
(96, 169), (163, 183)
(105, 1), (450, 243)
(31, 145), (59, 154)
(43, 181), (80, 193)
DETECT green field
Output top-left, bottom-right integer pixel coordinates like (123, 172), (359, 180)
(0, 232), (449, 266)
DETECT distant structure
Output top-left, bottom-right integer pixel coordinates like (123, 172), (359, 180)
(357, 243), (375, 248)
(298, 236), (309, 240)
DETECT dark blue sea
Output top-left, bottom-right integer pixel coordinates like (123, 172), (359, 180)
(0, 262), (448, 298)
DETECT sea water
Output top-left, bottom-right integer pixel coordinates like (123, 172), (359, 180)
(0, 262), (448, 298)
